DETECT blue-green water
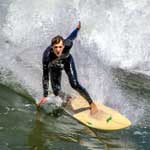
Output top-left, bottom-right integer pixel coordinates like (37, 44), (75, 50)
(0, 79), (150, 150)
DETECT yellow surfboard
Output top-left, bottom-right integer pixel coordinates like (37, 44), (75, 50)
(65, 96), (131, 131)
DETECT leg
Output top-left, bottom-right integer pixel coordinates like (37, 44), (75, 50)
(50, 67), (62, 96)
(64, 55), (93, 104)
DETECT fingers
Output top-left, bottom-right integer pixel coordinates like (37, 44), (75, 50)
(37, 97), (47, 106)
(77, 21), (81, 30)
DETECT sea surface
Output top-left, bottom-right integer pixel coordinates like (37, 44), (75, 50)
(0, 68), (150, 150)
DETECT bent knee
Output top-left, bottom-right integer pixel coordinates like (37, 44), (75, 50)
(70, 81), (80, 89)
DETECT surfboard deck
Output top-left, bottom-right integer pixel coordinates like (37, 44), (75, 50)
(64, 96), (131, 131)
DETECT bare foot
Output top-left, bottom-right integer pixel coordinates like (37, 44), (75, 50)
(66, 95), (72, 102)
(90, 102), (98, 115)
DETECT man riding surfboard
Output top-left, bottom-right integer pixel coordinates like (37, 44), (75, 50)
(38, 21), (98, 114)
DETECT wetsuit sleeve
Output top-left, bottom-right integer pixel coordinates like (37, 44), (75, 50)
(61, 28), (79, 58)
(42, 50), (49, 97)
(66, 28), (79, 41)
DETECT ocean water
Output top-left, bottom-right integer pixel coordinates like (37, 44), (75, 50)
(0, 72), (150, 150)
(0, 0), (150, 149)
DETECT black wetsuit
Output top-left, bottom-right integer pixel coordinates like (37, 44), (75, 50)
(42, 28), (93, 104)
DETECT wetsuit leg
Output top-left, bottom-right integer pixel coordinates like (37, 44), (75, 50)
(50, 67), (62, 96)
(64, 55), (93, 104)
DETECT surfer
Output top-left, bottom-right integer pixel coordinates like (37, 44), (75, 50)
(38, 21), (98, 114)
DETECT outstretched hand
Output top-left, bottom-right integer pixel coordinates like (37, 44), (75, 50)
(37, 97), (47, 106)
(77, 21), (81, 30)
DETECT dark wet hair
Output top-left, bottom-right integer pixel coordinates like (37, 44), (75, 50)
(51, 35), (64, 46)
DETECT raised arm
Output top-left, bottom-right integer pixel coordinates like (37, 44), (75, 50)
(66, 21), (81, 41)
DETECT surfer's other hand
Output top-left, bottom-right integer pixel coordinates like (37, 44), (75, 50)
(77, 21), (81, 30)
(37, 97), (47, 106)
(90, 102), (98, 115)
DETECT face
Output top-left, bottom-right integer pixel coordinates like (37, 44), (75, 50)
(52, 40), (64, 57)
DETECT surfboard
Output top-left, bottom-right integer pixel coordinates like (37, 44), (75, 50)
(64, 96), (131, 131)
